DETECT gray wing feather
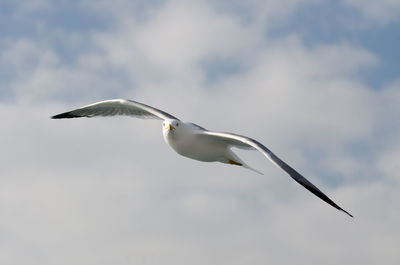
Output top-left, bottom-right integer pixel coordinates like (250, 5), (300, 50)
(51, 99), (179, 120)
(202, 131), (353, 217)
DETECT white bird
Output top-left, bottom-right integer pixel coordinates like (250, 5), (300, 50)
(52, 99), (353, 217)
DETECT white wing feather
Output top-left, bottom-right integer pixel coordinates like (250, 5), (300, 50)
(52, 99), (179, 120)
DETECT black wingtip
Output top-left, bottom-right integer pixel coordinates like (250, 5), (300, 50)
(51, 112), (81, 119)
(341, 208), (354, 218)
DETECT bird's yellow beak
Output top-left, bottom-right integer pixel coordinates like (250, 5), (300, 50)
(168, 124), (176, 131)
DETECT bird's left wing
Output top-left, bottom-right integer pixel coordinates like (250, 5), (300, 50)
(51, 99), (179, 120)
(201, 130), (353, 218)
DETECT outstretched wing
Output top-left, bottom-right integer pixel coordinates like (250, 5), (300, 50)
(201, 131), (353, 218)
(51, 99), (179, 120)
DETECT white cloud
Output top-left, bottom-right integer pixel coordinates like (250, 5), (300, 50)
(1, 38), (58, 76)
(92, 0), (263, 89)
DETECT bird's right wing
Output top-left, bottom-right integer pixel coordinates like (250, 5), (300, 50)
(51, 99), (179, 120)
(200, 131), (353, 218)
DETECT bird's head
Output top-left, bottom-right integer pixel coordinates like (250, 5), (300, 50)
(162, 119), (181, 134)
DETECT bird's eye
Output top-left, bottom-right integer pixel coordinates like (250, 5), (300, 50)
(176, 123), (179, 127)
(162, 122), (165, 127)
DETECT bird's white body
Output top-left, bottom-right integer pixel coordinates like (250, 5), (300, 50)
(51, 99), (353, 217)
(162, 119), (243, 165)
(163, 121), (218, 162)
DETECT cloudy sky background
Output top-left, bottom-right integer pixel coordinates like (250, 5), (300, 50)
(1, 0), (399, 264)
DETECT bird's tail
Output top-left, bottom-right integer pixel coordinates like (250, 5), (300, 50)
(242, 163), (264, 175)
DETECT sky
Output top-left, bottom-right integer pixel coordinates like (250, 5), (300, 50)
(0, 0), (399, 264)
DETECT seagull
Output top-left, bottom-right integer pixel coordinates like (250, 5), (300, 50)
(52, 99), (353, 217)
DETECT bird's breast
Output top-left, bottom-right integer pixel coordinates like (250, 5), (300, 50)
(163, 131), (224, 162)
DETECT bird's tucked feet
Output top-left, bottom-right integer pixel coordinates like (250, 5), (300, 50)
(229, 159), (243, 166)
